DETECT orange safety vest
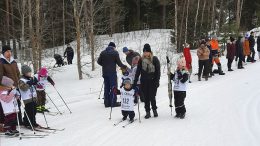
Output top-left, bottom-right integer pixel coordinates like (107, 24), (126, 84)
(210, 40), (219, 51)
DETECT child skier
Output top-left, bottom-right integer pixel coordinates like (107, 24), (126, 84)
(35, 67), (55, 113)
(18, 65), (39, 128)
(169, 59), (189, 119)
(113, 78), (137, 122)
(0, 76), (19, 135)
(120, 68), (131, 88)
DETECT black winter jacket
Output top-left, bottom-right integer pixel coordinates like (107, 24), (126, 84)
(257, 37), (260, 52)
(134, 56), (161, 87)
(249, 35), (255, 49)
(97, 46), (126, 75)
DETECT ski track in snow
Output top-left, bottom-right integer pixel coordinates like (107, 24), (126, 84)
(1, 29), (260, 146)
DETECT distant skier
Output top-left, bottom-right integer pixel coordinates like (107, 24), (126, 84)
(257, 36), (260, 60)
(97, 42), (127, 108)
(183, 43), (192, 83)
(169, 58), (189, 119)
(226, 37), (236, 71)
(248, 31), (256, 62)
(122, 47), (141, 67)
(113, 78), (138, 122)
(134, 44), (160, 119)
(64, 44), (74, 65)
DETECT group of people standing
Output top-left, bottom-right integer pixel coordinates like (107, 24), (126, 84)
(98, 31), (259, 121)
(0, 45), (55, 135)
(98, 43), (161, 121)
(195, 32), (259, 82)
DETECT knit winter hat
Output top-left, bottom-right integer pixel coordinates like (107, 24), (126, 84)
(123, 47), (129, 53)
(1, 76), (14, 87)
(21, 65), (32, 75)
(123, 78), (132, 85)
(39, 67), (48, 77)
(143, 44), (151, 52)
(108, 42), (116, 48)
(2, 45), (11, 54)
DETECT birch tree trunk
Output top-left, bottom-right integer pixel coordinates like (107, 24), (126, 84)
(194, 0), (200, 37)
(184, 0), (190, 44)
(36, 0), (42, 69)
(73, 0), (83, 80)
(28, 0), (38, 72)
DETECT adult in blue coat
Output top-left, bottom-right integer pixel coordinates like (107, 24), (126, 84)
(97, 42), (127, 107)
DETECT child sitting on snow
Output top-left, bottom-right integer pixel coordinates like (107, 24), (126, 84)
(0, 76), (20, 135)
(34, 67), (55, 113)
(113, 78), (138, 122)
(169, 58), (189, 119)
(19, 65), (39, 128)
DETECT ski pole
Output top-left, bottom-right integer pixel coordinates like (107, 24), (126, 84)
(137, 96), (141, 123)
(109, 88), (115, 120)
(98, 82), (104, 99)
(42, 111), (49, 128)
(13, 97), (22, 140)
(46, 92), (62, 114)
(53, 85), (72, 114)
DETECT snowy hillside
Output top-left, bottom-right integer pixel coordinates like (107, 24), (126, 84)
(1, 29), (260, 146)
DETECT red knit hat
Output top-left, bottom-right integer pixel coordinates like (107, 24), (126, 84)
(39, 67), (48, 77)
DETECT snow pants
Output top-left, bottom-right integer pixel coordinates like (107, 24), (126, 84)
(141, 79), (158, 112)
(174, 91), (186, 116)
(103, 73), (118, 107)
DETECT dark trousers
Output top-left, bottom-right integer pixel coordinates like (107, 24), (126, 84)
(17, 99), (23, 124)
(67, 58), (73, 65)
(4, 113), (17, 131)
(198, 60), (209, 77)
(227, 58), (234, 69)
(122, 110), (135, 120)
(238, 59), (243, 68)
(138, 84), (144, 102)
(142, 79), (158, 112)
(36, 90), (46, 106)
(174, 91), (186, 116)
(23, 101), (37, 127)
(251, 47), (255, 60)
(103, 73), (117, 107)
(0, 103), (4, 123)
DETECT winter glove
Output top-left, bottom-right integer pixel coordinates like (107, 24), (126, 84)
(235, 57), (238, 62)
(112, 87), (119, 95)
(134, 96), (138, 104)
(27, 78), (35, 86)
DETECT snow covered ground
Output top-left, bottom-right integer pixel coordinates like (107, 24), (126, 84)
(1, 29), (260, 146)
